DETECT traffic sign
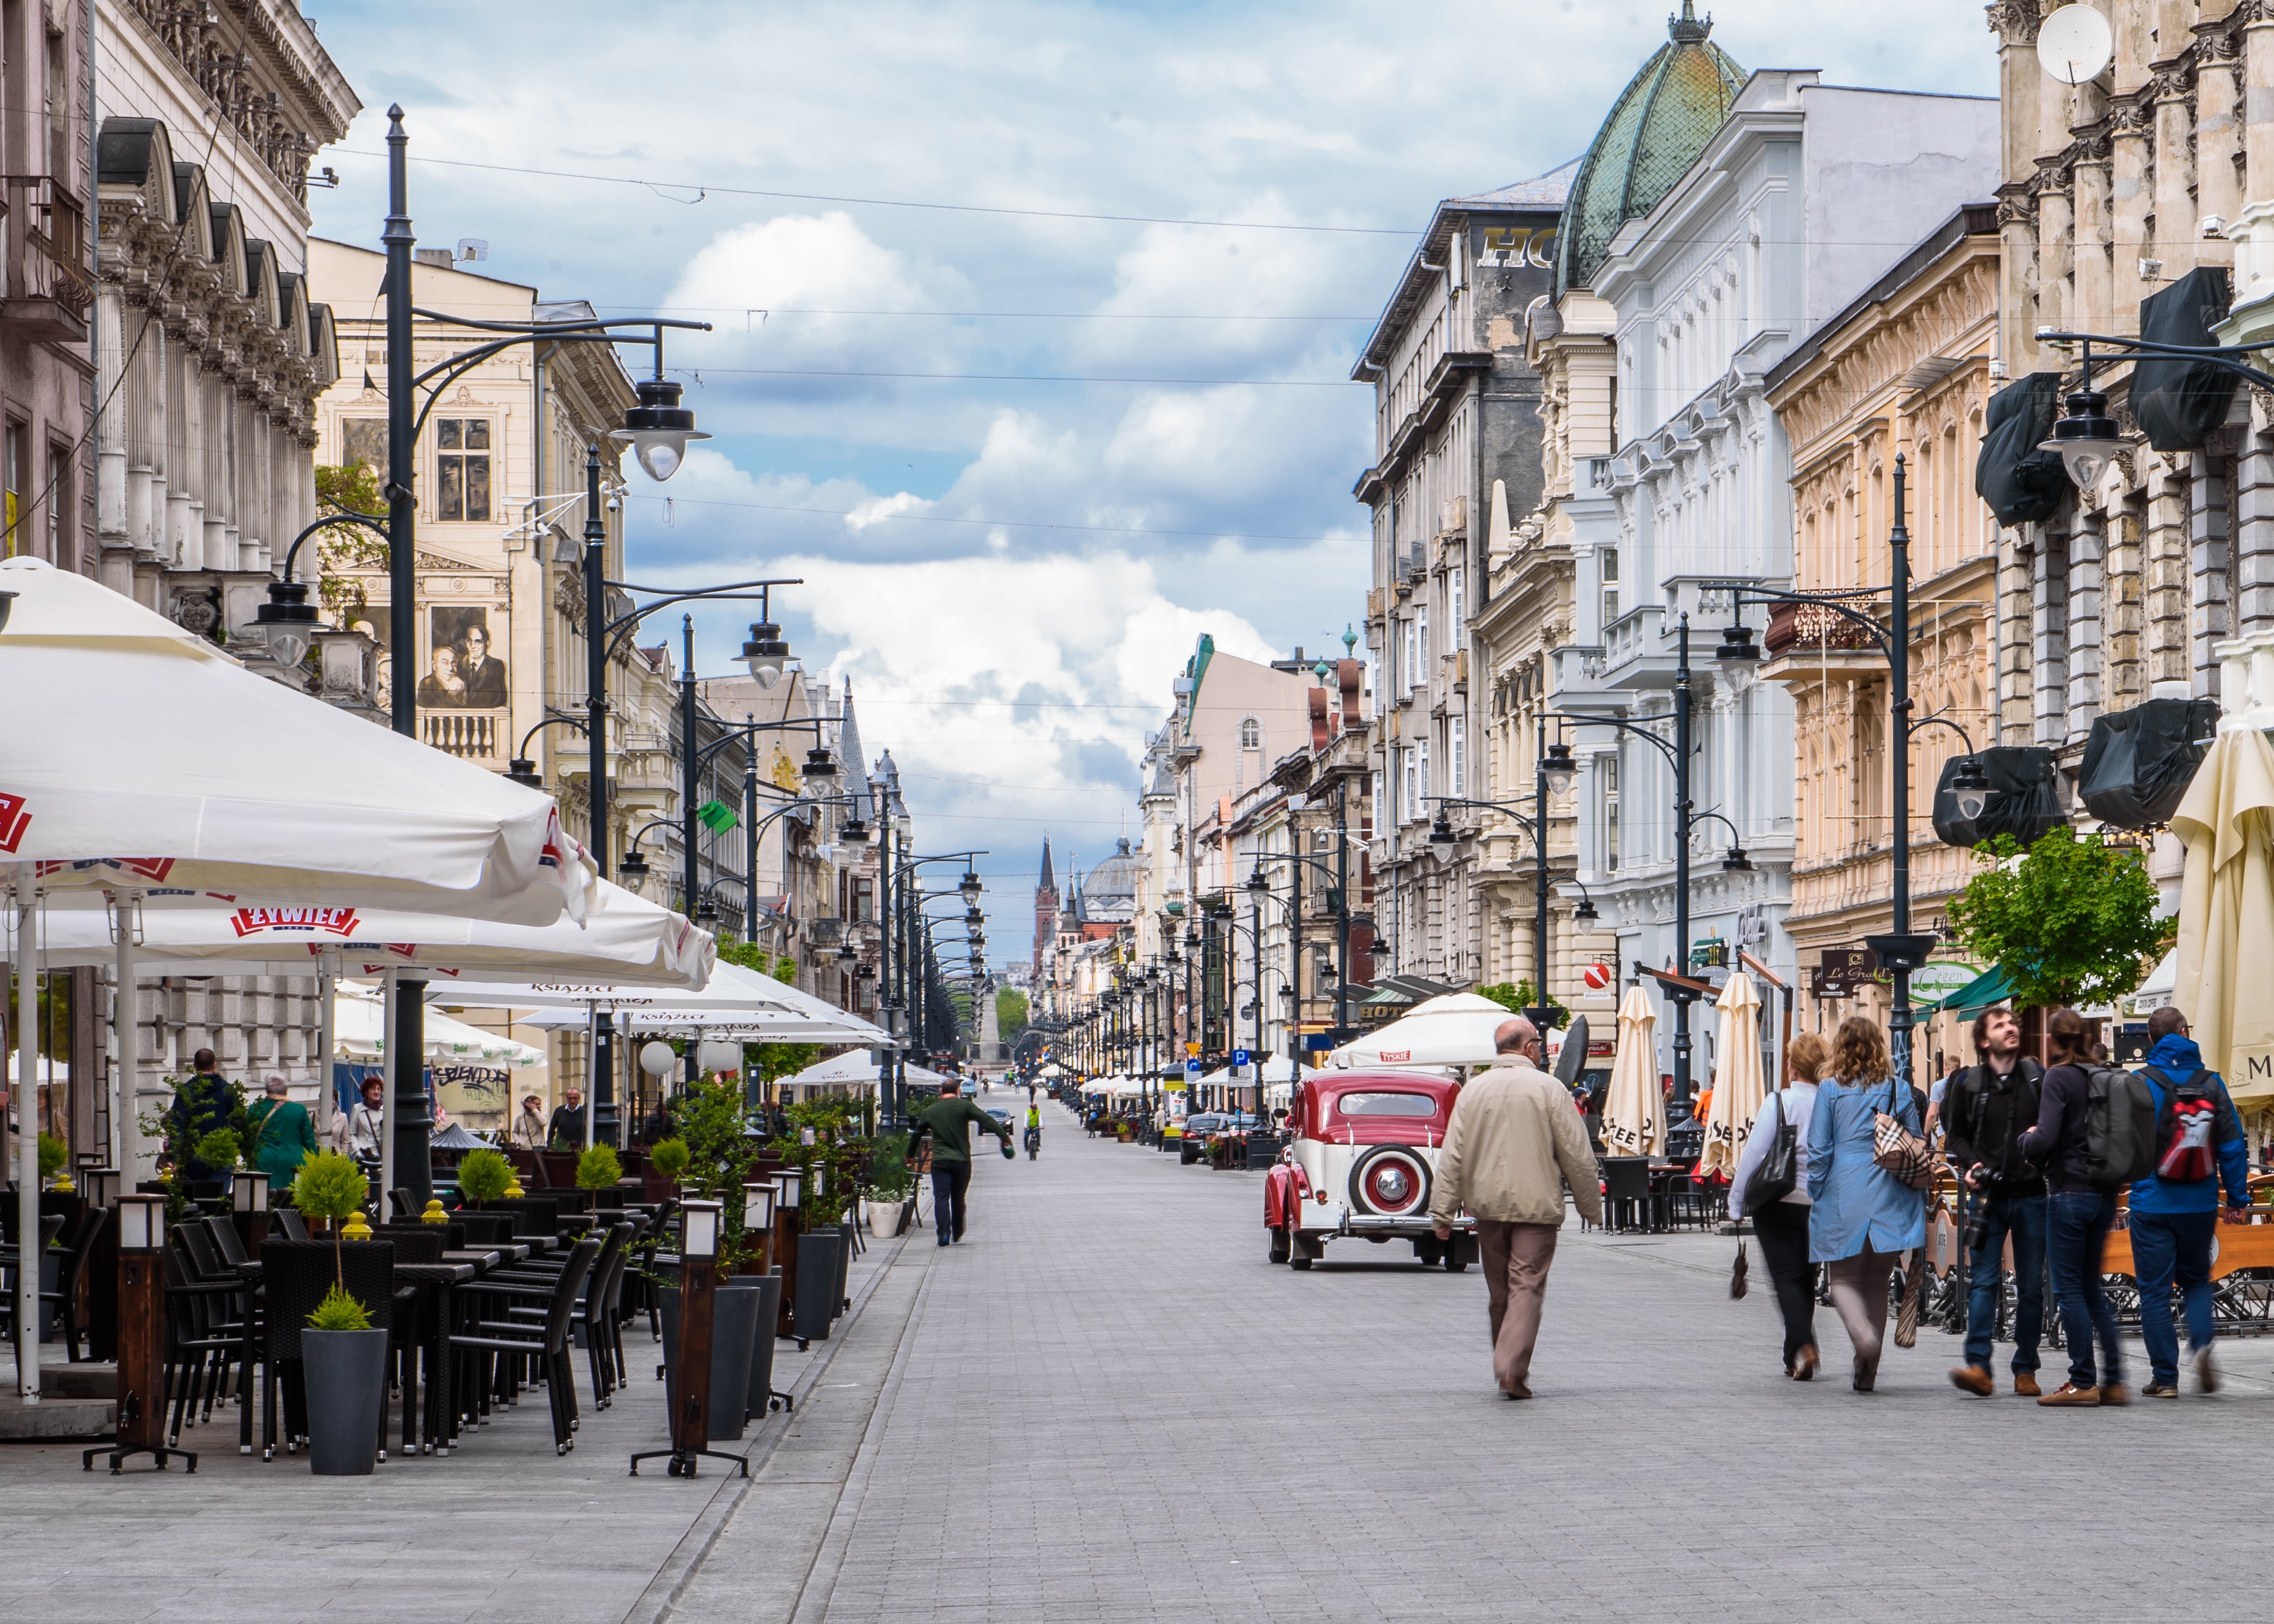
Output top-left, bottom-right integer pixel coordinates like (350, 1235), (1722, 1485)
(1232, 1049), (1250, 1066)
(1184, 1060), (1202, 1081)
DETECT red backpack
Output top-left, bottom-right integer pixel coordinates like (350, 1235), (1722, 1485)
(2143, 1066), (2220, 1183)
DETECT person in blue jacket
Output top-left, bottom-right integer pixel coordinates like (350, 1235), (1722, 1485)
(2129, 1006), (2252, 1397)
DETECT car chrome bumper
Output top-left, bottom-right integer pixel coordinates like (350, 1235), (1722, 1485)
(1292, 1211), (1474, 1237)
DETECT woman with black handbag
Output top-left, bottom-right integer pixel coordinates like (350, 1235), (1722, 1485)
(1729, 1032), (1828, 1381)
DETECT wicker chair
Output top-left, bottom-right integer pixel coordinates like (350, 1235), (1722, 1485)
(256, 1238), (402, 1462)
(450, 1236), (599, 1455)
(39, 1208), (105, 1362)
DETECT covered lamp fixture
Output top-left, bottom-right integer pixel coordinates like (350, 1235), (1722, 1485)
(612, 375), (710, 482)
(1539, 742), (1578, 795)
(680, 1200), (722, 1259)
(252, 578), (318, 668)
(1949, 754), (1992, 823)
(2037, 342), (2122, 491)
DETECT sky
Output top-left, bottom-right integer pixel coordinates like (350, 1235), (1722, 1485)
(301, 0), (1998, 966)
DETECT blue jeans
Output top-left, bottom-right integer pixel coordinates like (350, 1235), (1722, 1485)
(1963, 1190), (2046, 1373)
(2129, 1208), (2218, 1386)
(2047, 1189), (2124, 1388)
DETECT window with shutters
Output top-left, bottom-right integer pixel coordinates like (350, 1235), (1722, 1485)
(436, 419), (493, 522)
(1450, 717), (1464, 800)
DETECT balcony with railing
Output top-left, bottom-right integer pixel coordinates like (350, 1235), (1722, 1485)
(0, 177), (91, 343)
(420, 707), (508, 766)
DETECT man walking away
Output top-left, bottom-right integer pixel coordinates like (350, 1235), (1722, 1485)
(2129, 1007), (2251, 1396)
(2020, 1008), (2130, 1406)
(1427, 1018), (1603, 1400)
(909, 1075), (1012, 1246)
(1943, 1008), (2047, 1397)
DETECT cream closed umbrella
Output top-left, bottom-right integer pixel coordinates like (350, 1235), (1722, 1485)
(1701, 971), (1765, 1178)
(2172, 727), (2274, 1102)
(1601, 984), (1664, 1158)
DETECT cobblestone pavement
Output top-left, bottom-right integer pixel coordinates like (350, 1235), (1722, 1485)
(671, 1097), (2274, 1624)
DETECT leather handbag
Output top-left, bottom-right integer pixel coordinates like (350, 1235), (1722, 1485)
(1871, 1080), (1937, 1190)
(1741, 1092), (1798, 1213)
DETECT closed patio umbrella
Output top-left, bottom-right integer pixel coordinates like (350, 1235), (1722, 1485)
(1601, 984), (1663, 1158)
(1700, 971), (1765, 1178)
(2172, 727), (2274, 1103)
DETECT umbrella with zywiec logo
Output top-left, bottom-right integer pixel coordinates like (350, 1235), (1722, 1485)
(1601, 984), (1664, 1158)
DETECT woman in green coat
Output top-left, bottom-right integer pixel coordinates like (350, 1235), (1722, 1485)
(245, 1076), (319, 1190)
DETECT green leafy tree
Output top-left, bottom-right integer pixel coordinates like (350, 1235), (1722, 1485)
(716, 937), (821, 1081)
(37, 1132), (67, 1185)
(1946, 826), (2168, 1010)
(576, 1143), (623, 1190)
(996, 988), (1028, 1045)
(312, 462), (387, 620)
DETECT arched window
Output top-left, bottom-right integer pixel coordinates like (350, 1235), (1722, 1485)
(1239, 717), (1261, 751)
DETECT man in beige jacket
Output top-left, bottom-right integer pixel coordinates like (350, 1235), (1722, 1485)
(1429, 1018), (1603, 1399)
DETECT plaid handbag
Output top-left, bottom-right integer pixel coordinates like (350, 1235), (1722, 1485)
(1871, 1080), (1936, 1190)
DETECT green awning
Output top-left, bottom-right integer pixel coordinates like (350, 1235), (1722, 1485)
(1914, 964), (2013, 1016)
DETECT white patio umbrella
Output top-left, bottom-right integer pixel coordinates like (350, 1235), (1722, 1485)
(1601, 984), (1664, 1158)
(0, 556), (592, 925)
(451, 959), (890, 1045)
(1329, 992), (1519, 1069)
(785, 1050), (945, 1092)
(0, 555), (594, 1403)
(2172, 727), (2274, 1104)
(1700, 971), (1765, 1178)
(332, 984), (547, 1068)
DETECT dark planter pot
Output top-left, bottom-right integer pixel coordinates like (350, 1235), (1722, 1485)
(724, 1272), (782, 1423)
(660, 1283), (761, 1444)
(793, 1231), (843, 1342)
(302, 1328), (388, 1476)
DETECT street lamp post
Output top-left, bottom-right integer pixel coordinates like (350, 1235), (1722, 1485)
(1711, 454), (1962, 1087)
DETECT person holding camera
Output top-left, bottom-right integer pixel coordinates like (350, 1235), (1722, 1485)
(1942, 1007), (2047, 1399)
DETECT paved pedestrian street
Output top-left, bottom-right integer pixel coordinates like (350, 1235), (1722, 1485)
(657, 1099), (2272, 1623)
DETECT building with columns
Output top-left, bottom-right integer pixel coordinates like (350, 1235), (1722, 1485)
(1549, 47), (1998, 1078)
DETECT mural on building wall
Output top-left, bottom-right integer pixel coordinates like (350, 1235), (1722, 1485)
(421, 605), (507, 708)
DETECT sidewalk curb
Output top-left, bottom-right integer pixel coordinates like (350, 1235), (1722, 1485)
(619, 1227), (920, 1624)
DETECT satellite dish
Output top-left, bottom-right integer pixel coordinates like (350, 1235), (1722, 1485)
(1553, 1014), (1590, 1088)
(2036, 4), (2112, 86)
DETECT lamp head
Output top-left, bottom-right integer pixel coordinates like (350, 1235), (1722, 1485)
(504, 758), (545, 789)
(254, 577), (319, 668)
(1722, 845), (1753, 873)
(2040, 382), (2122, 491)
(840, 814), (871, 845)
(958, 868), (983, 901)
(801, 747), (838, 779)
(1572, 896), (1599, 922)
(1539, 741), (1578, 796)
(1714, 620), (1762, 671)
(694, 899), (721, 927)
(1245, 865), (1268, 894)
(740, 620), (793, 689)
(618, 848), (651, 883)
(1950, 754), (1992, 823)
(612, 375), (710, 482)
(1428, 807), (1457, 845)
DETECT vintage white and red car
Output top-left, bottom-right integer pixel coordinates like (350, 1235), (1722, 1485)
(1263, 1070), (1476, 1271)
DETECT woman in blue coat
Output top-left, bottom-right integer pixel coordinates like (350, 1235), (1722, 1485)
(1805, 1016), (1926, 1391)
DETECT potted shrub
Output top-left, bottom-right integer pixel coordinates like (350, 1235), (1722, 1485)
(576, 1143), (623, 1192)
(647, 1136), (691, 1189)
(867, 1133), (913, 1238)
(37, 1132), (67, 1191)
(290, 1150), (388, 1476)
(455, 1147), (512, 1209)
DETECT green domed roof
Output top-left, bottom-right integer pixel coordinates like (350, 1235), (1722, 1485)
(1554, 2), (1746, 294)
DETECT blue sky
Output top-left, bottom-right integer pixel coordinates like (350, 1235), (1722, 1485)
(301, 0), (1998, 962)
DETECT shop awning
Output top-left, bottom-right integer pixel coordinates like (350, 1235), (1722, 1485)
(1914, 964), (2014, 1016)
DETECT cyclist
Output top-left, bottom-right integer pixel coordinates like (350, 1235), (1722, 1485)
(1023, 1102), (1043, 1157)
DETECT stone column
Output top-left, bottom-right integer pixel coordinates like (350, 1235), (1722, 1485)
(2072, 126), (2114, 328)
(2033, 532), (2070, 746)
(2192, 454), (2233, 700)
(2235, 404), (2274, 639)
(2197, 22), (2244, 260)
(2145, 456), (2193, 689)
(2106, 497), (2146, 710)
(2153, 58), (2201, 286)
(2067, 508), (2105, 742)
(1999, 528), (2039, 742)
(2112, 93), (2155, 334)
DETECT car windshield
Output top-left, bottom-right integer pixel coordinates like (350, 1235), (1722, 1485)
(1333, 1092), (1438, 1117)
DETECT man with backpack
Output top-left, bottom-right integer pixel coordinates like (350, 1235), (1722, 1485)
(2127, 1007), (2251, 1396)
(1942, 1008), (2047, 1398)
(2019, 1007), (2138, 1406)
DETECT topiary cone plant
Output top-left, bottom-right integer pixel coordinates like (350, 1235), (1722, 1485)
(576, 1143), (623, 1191)
(291, 1149), (374, 1321)
(648, 1136), (691, 1185)
(456, 1147), (513, 1209)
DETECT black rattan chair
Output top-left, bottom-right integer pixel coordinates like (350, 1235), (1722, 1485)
(450, 1236), (599, 1455)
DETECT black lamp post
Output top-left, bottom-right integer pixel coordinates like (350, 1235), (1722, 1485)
(1710, 454), (1964, 1087)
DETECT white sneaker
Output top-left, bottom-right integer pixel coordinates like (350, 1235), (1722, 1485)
(2196, 1346), (2220, 1394)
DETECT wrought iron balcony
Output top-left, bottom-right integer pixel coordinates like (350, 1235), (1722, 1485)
(0, 176), (91, 343)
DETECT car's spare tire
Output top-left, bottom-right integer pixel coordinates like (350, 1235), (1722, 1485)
(1347, 1145), (1431, 1220)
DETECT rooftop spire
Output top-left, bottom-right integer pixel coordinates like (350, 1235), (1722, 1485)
(1669, 0), (1711, 44)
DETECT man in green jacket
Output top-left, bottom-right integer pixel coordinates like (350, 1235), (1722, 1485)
(910, 1077), (1011, 1246)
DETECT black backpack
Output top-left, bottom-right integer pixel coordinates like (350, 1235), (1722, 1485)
(2082, 1065), (2159, 1189)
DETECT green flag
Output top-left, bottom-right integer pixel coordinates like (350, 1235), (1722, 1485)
(696, 799), (738, 834)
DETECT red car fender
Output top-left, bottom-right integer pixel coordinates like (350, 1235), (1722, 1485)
(1264, 1161), (1310, 1228)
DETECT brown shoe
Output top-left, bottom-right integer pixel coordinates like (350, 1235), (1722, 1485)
(1852, 1355), (1877, 1393)
(1500, 1382), (1533, 1401)
(2037, 1382), (2101, 1406)
(2013, 1372), (2041, 1398)
(1791, 1346), (1817, 1383)
(1949, 1365), (1994, 1397)
(2099, 1383), (2131, 1406)
(2196, 1347), (2220, 1394)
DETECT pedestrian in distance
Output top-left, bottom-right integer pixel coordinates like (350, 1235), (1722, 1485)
(244, 1075), (318, 1189)
(1425, 1017), (1603, 1401)
(334, 1075), (386, 1161)
(546, 1087), (585, 1149)
(1805, 1016), (1927, 1393)
(509, 1092), (549, 1150)
(2127, 1006), (2251, 1397)
(165, 1047), (244, 1181)
(1943, 1007), (2048, 1398)
(1728, 1031), (1828, 1382)
(907, 1074), (1011, 1246)
(2020, 1007), (2131, 1406)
